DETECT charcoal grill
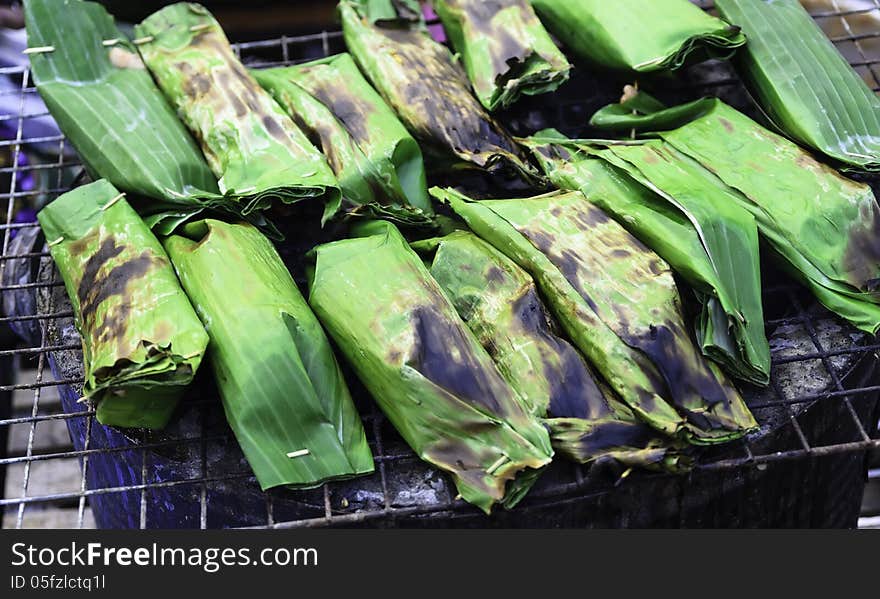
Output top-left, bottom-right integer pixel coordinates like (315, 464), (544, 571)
(1, 0), (880, 529)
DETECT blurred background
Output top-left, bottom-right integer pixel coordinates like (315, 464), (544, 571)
(98, 1), (340, 39)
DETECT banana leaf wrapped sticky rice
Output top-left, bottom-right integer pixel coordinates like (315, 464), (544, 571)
(592, 94), (880, 334)
(134, 3), (340, 216)
(431, 0), (570, 111)
(38, 180), (209, 429)
(530, 0), (745, 72)
(339, 0), (542, 184)
(24, 0), (237, 235)
(413, 232), (681, 469)
(163, 220), (373, 490)
(252, 53), (434, 225)
(521, 130), (769, 386)
(715, 0), (880, 172)
(307, 220), (552, 513)
(435, 188), (758, 444)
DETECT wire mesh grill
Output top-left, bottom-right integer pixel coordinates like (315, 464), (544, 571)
(1, 0), (879, 529)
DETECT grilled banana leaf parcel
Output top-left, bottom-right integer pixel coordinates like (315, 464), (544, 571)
(521, 131), (769, 386)
(252, 53), (433, 224)
(431, 0), (570, 111)
(592, 94), (880, 334)
(24, 0), (236, 235)
(307, 220), (552, 513)
(134, 3), (340, 217)
(339, 0), (542, 184)
(716, 0), (880, 172)
(163, 220), (373, 490)
(38, 180), (208, 429)
(435, 187), (757, 444)
(413, 232), (681, 469)
(530, 0), (745, 72)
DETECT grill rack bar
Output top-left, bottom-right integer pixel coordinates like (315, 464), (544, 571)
(0, 0), (879, 529)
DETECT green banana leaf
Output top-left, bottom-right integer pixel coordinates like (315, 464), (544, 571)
(592, 93), (880, 335)
(23, 0), (250, 236)
(530, 0), (745, 72)
(134, 3), (341, 219)
(716, 0), (880, 172)
(339, 0), (543, 185)
(251, 53), (434, 225)
(521, 130), (770, 386)
(413, 232), (683, 469)
(163, 219), (373, 490)
(434, 187), (758, 445)
(431, 0), (571, 111)
(38, 180), (208, 429)
(307, 220), (552, 513)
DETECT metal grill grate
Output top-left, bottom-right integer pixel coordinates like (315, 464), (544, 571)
(1, 0), (879, 529)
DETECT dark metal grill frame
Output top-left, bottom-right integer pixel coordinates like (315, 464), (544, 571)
(1, 0), (879, 529)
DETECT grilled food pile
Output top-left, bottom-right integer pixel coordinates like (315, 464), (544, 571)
(24, 0), (880, 513)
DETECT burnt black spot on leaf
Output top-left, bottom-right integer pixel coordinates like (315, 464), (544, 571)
(306, 84), (372, 146)
(370, 26), (531, 173)
(570, 203), (611, 231)
(622, 323), (730, 418)
(485, 265), (506, 285)
(509, 289), (608, 420)
(518, 226), (602, 314)
(77, 238), (165, 344)
(842, 199), (880, 291)
(409, 304), (509, 415)
(562, 419), (661, 459)
(186, 28), (291, 143)
(545, 144), (572, 161)
(180, 67), (211, 101)
(448, 0), (537, 82)
(718, 117), (735, 133)
(261, 115), (288, 143)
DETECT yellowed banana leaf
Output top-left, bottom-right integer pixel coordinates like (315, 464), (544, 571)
(413, 231), (684, 469)
(23, 0), (262, 236)
(435, 187), (758, 445)
(431, 0), (571, 111)
(252, 53), (434, 225)
(307, 220), (553, 513)
(38, 180), (208, 429)
(592, 93), (880, 334)
(134, 3), (340, 219)
(521, 130), (770, 386)
(339, 0), (543, 184)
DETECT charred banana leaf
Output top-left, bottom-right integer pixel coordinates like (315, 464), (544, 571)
(530, 0), (745, 72)
(413, 232), (682, 469)
(339, 0), (543, 184)
(134, 3), (340, 217)
(163, 219), (373, 490)
(716, 0), (880, 172)
(307, 220), (552, 513)
(24, 0), (239, 235)
(435, 187), (758, 444)
(592, 94), (880, 334)
(522, 131), (769, 386)
(38, 180), (208, 429)
(431, 0), (570, 111)
(252, 53), (434, 224)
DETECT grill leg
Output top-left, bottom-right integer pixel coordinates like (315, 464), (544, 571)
(0, 325), (14, 529)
